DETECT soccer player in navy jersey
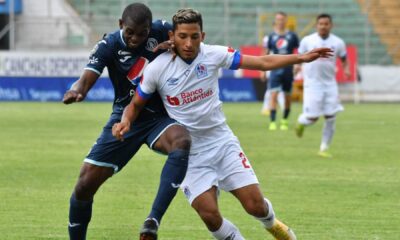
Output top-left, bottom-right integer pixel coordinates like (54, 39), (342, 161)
(261, 12), (299, 130)
(63, 3), (190, 240)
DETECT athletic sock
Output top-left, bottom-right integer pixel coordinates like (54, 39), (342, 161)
(148, 149), (189, 223)
(255, 198), (276, 229)
(211, 218), (245, 240)
(270, 109), (277, 122)
(283, 108), (291, 119)
(298, 114), (314, 126)
(68, 193), (93, 240)
(320, 117), (336, 151)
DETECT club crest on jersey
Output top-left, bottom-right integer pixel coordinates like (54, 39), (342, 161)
(127, 57), (149, 85)
(146, 38), (158, 51)
(195, 63), (208, 79)
(183, 186), (191, 199)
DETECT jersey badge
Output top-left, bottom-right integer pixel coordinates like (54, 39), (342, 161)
(195, 63), (208, 79)
(146, 38), (158, 51)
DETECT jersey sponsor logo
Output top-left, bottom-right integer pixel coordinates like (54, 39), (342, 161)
(276, 38), (288, 50)
(118, 50), (131, 55)
(167, 95), (180, 105)
(167, 77), (179, 86)
(166, 88), (214, 106)
(146, 38), (158, 51)
(118, 50), (132, 63)
(195, 63), (208, 79)
(126, 57), (149, 85)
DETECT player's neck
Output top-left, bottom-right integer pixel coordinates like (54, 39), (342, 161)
(274, 28), (286, 35)
(319, 33), (330, 40)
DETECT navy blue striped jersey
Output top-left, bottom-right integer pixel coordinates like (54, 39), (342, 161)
(85, 19), (171, 116)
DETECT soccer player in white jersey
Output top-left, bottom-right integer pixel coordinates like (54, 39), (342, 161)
(113, 9), (332, 240)
(295, 13), (350, 158)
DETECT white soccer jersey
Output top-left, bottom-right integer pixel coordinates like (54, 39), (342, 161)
(138, 43), (242, 152)
(298, 33), (346, 87)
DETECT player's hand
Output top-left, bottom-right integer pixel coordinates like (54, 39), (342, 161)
(345, 68), (351, 79)
(63, 90), (84, 104)
(153, 40), (177, 60)
(260, 71), (268, 82)
(299, 48), (333, 63)
(112, 121), (130, 141)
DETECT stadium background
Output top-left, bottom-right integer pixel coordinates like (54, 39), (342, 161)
(0, 0), (400, 102)
(0, 1), (399, 240)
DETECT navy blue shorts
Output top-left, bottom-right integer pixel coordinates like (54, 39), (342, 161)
(84, 112), (179, 173)
(269, 69), (294, 93)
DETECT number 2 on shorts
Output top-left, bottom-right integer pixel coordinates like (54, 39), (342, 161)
(239, 152), (251, 169)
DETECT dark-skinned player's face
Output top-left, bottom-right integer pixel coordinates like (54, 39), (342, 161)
(316, 17), (332, 38)
(169, 23), (205, 61)
(119, 18), (150, 49)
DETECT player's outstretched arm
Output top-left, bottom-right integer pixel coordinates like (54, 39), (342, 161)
(62, 70), (99, 104)
(112, 94), (148, 141)
(240, 47), (333, 71)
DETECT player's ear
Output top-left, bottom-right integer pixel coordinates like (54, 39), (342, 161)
(168, 30), (174, 41)
(201, 32), (205, 42)
(119, 19), (123, 29)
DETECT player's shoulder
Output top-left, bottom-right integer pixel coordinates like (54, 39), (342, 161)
(147, 51), (173, 70)
(287, 31), (298, 37)
(202, 43), (234, 55)
(151, 19), (172, 32)
(330, 33), (346, 44)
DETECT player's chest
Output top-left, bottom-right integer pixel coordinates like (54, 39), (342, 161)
(159, 61), (219, 105)
(271, 34), (293, 51)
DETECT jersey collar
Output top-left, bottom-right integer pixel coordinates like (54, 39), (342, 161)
(119, 30), (127, 47)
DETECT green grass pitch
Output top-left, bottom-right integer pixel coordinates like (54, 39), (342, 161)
(0, 102), (399, 239)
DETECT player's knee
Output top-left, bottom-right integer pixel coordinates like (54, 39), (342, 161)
(74, 164), (112, 200)
(243, 197), (268, 218)
(309, 117), (319, 122)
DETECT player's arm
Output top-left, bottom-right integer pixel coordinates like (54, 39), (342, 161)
(341, 56), (351, 78)
(63, 39), (110, 104)
(112, 92), (148, 141)
(240, 48), (333, 71)
(112, 63), (158, 141)
(259, 47), (269, 82)
(62, 70), (99, 104)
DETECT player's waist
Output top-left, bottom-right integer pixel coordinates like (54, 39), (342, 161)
(188, 123), (235, 153)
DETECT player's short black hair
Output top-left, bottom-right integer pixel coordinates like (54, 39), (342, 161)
(121, 3), (152, 25)
(317, 13), (332, 22)
(275, 11), (287, 17)
(172, 8), (203, 31)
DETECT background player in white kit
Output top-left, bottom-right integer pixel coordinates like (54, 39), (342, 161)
(295, 13), (350, 158)
(113, 9), (332, 240)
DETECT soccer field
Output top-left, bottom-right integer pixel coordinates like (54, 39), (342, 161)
(0, 102), (399, 240)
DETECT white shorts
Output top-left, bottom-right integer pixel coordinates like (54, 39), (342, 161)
(303, 85), (344, 118)
(180, 137), (259, 204)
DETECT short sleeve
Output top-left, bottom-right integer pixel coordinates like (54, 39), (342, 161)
(137, 62), (158, 100)
(298, 37), (307, 54)
(262, 35), (269, 49)
(337, 39), (347, 58)
(212, 45), (242, 70)
(84, 39), (111, 75)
